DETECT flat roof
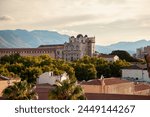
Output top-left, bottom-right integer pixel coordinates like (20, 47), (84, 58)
(38, 44), (64, 48)
(0, 48), (56, 51)
(123, 64), (147, 70)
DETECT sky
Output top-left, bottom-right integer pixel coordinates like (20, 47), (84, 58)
(0, 0), (150, 45)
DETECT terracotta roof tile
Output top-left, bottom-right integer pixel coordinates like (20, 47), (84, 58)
(36, 83), (52, 87)
(85, 93), (150, 100)
(80, 78), (130, 86)
(80, 79), (102, 85)
(135, 84), (150, 91)
(36, 84), (52, 99)
(104, 78), (130, 85)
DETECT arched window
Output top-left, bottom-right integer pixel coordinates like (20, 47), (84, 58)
(57, 51), (60, 55)
(65, 46), (68, 49)
(71, 45), (74, 50)
(76, 45), (79, 50)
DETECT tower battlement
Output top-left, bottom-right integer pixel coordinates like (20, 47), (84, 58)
(63, 34), (95, 61)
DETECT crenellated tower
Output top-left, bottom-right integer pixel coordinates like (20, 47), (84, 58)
(63, 34), (95, 61)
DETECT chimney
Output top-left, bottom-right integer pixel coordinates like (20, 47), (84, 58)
(100, 76), (105, 93)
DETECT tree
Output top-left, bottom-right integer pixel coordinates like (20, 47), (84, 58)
(58, 63), (76, 80)
(49, 79), (86, 100)
(110, 50), (139, 62)
(7, 63), (24, 76)
(96, 63), (111, 78)
(0, 53), (21, 64)
(110, 60), (130, 77)
(20, 67), (42, 84)
(74, 63), (97, 81)
(2, 80), (38, 100)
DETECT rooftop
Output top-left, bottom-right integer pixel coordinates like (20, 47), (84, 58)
(123, 64), (147, 70)
(135, 83), (150, 91)
(0, 75), (10, 80)
(80, 77), (131, 86)
(98, 54), (117, 58)
(85, 93), (150, 100)
(0, 47), (57, 51)
(36, 83), (53, 100)
(38, 44), (64, 48)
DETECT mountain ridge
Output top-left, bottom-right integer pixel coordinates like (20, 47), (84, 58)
(96, 39), (150, 54)
(0, 29), (69, 48)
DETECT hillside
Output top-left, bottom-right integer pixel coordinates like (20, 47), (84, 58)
(96, 39), (150, 54)
(0, 29), (69, 48)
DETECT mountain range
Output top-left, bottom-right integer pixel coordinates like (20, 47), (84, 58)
(0, 29), (69, 48)
(96, 39), (150, 54)
(0, 29), (150, 54)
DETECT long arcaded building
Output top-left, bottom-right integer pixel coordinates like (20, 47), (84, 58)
(0, 34), (95, 61)
(0, 45), (64, 59)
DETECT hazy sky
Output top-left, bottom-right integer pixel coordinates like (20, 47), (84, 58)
(0, 0), (150, 45)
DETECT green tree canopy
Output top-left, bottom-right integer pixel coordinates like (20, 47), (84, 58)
(110, 50), (139, 62)
(2, 80), (38, 100)
(74, 63), (97, 81)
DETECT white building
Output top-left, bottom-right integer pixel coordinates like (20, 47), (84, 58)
(122, 65), (150, 83)
(37, 71), (68, 85)
(98, 54), (119, 62)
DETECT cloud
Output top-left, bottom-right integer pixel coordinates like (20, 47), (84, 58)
(34, 14), (98, 28)
(58, 29), (79, 36)
(0, 15), (14, 21)
(0, 0), (150, 45)
(60, 14), (150, 45)
(97, 0), (127, 5)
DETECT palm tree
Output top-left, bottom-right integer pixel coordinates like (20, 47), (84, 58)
(49, 79), (86, 100)
(2, 80), (38, 100)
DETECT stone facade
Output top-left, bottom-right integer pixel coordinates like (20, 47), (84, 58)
(135, 46), (150, 59)
(136, 47), (145, 59)
(144, 46), (150, 55)
(0, 34), (95, 61)
(0, 48), (57, 58)
(63, 34), (95, 61)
